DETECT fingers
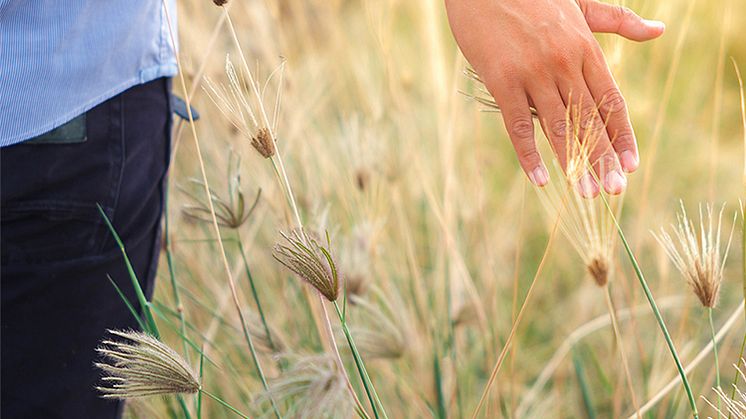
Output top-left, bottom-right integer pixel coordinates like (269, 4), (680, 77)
(495, 86), (549, 187)
(529, 84), (570, 171)
(581, 1), (665, 42)
(583, 53), (640, 173)
(559, 80), (625, 196)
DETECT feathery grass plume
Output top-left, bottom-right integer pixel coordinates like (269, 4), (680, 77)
(703, 359), (746, 418)
(181, 152), (261, 229)
(534, 110), (621, 287)
(461, 67), (538, 117)
(204, 56), (283, 159)
(259, 354), (354, 419)
(339, 222), (381, 301)
(653, 201), (736, 308)
(273, 228), (341, 302)
(347, 291), (407, 360)
(246, 310), (287, 354)
(95, 330), (199, 399)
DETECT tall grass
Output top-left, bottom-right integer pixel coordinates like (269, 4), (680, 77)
(98, 0), (746, 417)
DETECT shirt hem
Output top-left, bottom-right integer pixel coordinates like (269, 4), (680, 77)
(0, 64), (177, 147)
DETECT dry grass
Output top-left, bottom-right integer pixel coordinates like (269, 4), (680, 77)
(113, 0), (746, 417)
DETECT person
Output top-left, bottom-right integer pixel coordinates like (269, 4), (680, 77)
(0, 0), (662, 418)
(446, 0), (665, 197)
(0, 1), (177, 418)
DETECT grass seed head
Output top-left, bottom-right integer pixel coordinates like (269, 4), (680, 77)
(95, 330), (199, 399)
(587, 254), (610, 287)
(653, 201), (736, 308)
(181, 153), (261, 229)
(260, 355), (354, 419)
(273, 229), (341, 301)
(252, 127), (276, 158)
(212, 0), (228, 6)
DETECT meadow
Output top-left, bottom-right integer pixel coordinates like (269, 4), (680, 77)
(108, 0), (746, 417)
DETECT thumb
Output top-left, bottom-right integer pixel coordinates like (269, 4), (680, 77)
(581, 1), (665, 42)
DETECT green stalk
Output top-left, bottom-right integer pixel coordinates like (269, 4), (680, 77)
(332, 301), (388, 419)
(98, 205), (192, 419)
(236, 234), (278, 354)
(708, 307), (721, 418)
(599, 195), (699, 418)
(200, 389), (251, 419)
(235, 306), (281, 419)
(164, 188), (191, 361)
(572, 348), (597, 419)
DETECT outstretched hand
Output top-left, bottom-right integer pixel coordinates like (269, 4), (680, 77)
(446, 0), (664, 196)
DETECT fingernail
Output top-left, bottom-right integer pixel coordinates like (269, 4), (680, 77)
(620, 150), (639, 173)
(529, 166), (549, 187)
(605, 170), (627, 195)
(576, 173), (599, 198)
(643, 19), (666, 31)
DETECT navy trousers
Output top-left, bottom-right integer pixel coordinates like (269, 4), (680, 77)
(1, 78), (171, 418)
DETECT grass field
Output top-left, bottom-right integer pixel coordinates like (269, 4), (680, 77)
(114, 0), (746, 417)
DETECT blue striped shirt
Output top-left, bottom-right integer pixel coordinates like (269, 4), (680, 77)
(0, 0), (178, 146)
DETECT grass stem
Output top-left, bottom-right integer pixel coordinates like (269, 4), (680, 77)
(333, 300), (389, 419)
(201, 389), (251, 419)
(599, 193), (699, 418)
(236, 234), (278, 354)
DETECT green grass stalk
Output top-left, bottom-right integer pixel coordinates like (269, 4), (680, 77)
(236, 234), (278, 354)
(164, 188), (191, 360)
(333, 300), (389, 419)
(598, 194), (699, 418)
(200, 390), (251, 419)
(572, 348), (597, 419)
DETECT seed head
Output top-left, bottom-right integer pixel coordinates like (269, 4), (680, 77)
(182, 152), (261, 229)
(259, 355), (354, 418)
(587, 254), (610, 287)
(653, 201), (736, 308)
(252, 127), (276, 158)
(212, 0), (228, 6)
(95, 330), (199, 399)
(347, 291), (407, 360)
(273, 229), (341, 301)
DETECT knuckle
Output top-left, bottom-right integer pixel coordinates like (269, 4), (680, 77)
(598, 88), (626, 116)
(516, 146), (541, 164)
(508, 117), (535, 141)
(613, 5), (634, 22)
(550, 50), (573, 70)
(580, 109), (605, 135)
(549, 118), (569, 139)
(611, 131), (635, 149)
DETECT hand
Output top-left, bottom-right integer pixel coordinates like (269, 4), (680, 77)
(446, 0), (664, 196)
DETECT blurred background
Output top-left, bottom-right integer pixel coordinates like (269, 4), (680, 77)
(135, 0), (746, 417)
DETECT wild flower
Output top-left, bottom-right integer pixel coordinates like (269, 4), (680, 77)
(273, 229), (341, 302)
(653, 201), (736, 308)
(182, 152), (261, 229)
(95, 330), (199, 399)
